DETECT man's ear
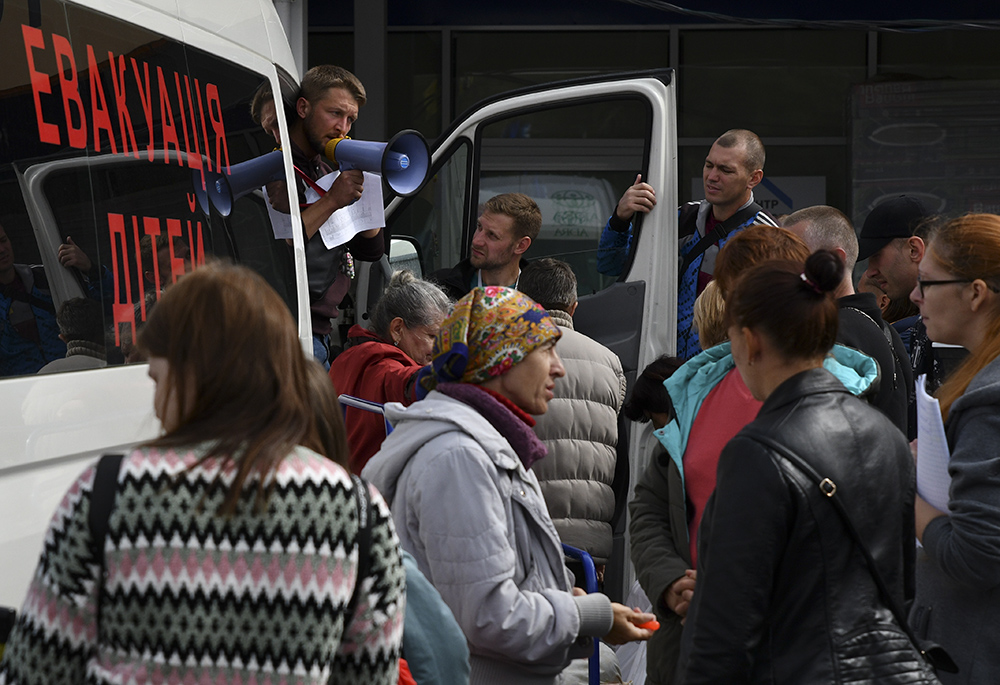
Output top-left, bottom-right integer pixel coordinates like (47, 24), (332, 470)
(835, 246), (848, 265)
(295, 96), (310, 120)
(567, 301), (579, 317)
(908, 236), (926, 263)
(875, 291), (890, 312)
(513, 236), (532, 256)
(747, 169), (763, 190)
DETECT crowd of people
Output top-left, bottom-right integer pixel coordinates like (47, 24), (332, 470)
(4, 59), (1000, 685)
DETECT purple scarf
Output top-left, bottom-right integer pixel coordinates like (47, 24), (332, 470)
(436, 382), (548, 470)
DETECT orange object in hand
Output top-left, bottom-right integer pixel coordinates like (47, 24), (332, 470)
(638, 619), (660, 631)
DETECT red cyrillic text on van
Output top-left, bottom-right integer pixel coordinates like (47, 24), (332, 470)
(21, 25), (231, 175)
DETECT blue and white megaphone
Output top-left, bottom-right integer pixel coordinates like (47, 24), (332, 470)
(194, 149), (285, 217)
(323, 129), (430, 197)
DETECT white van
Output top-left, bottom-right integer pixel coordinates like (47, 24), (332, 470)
(0, 0), (308, 610)
(0, 0), (679, 612)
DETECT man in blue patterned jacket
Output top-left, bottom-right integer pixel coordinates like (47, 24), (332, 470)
(597, 129), (777, 359)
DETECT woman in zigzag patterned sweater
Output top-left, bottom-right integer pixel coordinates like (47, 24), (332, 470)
(0, 263), (405, 685)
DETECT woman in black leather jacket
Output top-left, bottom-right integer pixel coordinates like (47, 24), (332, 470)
(677, 251), (935, 684)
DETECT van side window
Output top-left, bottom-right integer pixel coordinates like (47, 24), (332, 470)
(385, 96), (652, 297)
(387, 141), (470, 276)
(478, 99), (652, 295)
(0, 0), (293, 377)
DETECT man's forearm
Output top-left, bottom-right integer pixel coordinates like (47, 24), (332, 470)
(301, 193), (344, 240)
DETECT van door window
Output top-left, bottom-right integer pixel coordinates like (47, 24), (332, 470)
(477, 98), (652, 296)
(386, 140), (470, 276)
(0, 0), (294, 377)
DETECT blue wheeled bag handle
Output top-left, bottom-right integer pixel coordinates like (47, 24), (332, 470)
(338, 394), (393, 436)
(562, 543), (600, 685)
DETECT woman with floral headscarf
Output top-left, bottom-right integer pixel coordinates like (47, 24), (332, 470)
(363, 286), (654, 685)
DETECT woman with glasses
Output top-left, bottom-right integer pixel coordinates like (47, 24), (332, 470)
(909, 213), (1000, 684)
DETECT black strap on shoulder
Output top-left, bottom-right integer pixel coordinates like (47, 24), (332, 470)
(88, 453), (123, 636)
(678, 201), (765, 285)
(4, 267), (57, 314)
(346, 474), (373, 619)
(740, 428), (957, 674)
(88, 454), (124, 565)
(677, 202), (700, 239)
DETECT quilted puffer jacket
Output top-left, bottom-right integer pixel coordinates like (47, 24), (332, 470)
(531, 309), (626, 566)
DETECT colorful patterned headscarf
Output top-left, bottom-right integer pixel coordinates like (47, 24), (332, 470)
(416, 286), (561, 399)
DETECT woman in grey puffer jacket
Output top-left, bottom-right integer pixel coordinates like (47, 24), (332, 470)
(364, 286), (654, 685)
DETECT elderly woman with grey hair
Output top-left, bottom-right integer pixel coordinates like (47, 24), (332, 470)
(330, 270), (451, 473)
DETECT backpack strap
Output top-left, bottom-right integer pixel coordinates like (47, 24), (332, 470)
(346, 474), (373, 619)
(88, 454), (124, 563)
(88, 453), (124, 635)
(4, 266), (57, 315)
(677, 201), (766, 286)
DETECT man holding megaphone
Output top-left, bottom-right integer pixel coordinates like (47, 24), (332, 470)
(267, 65), (385, 368)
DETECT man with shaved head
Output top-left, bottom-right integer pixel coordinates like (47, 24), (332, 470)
(784, 205), (913, 438)
(598, 129), (778, 358)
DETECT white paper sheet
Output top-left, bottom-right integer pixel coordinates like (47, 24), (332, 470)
(264, 185), (294, 240)
(304, 170), (385, 250)
(915, 374), (952, 511)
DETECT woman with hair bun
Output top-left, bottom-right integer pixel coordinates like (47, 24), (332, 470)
(330, 270), (451, 473)
(910, 214), (1000, 684)
(677, 251), (932, 684)
(629, 226), (881, 685)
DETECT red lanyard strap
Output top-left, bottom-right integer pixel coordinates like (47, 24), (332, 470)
(294, 165), (328, 197)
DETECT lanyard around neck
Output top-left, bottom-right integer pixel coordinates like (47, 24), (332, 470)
(293, 165), (327, 208)
(477, 269), (520, 289)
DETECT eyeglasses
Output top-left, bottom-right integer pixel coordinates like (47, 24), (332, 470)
(916, 278), (971, 298)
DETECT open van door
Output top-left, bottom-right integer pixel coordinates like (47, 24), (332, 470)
(381, 70), (679, 601)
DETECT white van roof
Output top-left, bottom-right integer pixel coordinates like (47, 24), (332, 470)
(76, 0), (299, 80)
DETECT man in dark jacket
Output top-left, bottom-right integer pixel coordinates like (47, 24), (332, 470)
(857, 195), (966, 392)
(785, 205), (915, 438)
(427, 192), (540, 300)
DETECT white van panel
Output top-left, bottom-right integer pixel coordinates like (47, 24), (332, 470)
(0, 0), (308, 611)
(72, 0), (298, 80)
(0, 365), (157, 607)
